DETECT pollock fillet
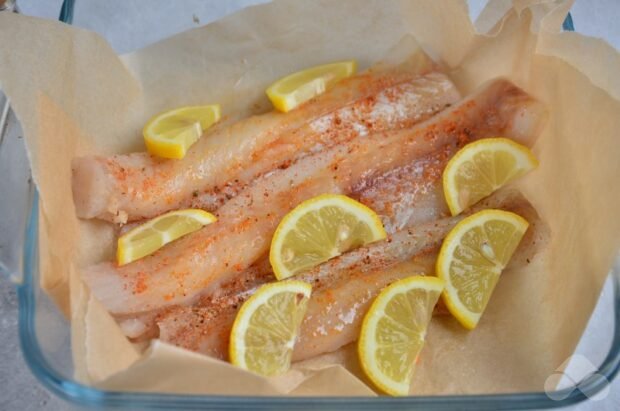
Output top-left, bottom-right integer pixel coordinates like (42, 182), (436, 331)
(72, 56), (459, 223)
(154, 189), (548, 361)
(117, 148), (453, 340)
(83, 79), (547, 317)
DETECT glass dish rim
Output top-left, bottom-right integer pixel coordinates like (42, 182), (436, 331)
(14, 5), (620, 409)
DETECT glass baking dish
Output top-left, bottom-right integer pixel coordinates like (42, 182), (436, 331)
(0, 1), (618, 409)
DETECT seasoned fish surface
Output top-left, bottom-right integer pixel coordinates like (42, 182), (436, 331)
(73, 66), (459, 223)
(157, 190), (548, 361)
(83, 79), (546, 320)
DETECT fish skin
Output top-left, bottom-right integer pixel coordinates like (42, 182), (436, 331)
(82, 78), (547, 318)
(72, 63), (459, 223)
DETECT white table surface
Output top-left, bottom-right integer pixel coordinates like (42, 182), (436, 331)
(0, 0), (618, 410)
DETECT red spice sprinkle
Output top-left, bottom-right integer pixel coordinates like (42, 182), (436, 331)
(133, 275), (148, 294)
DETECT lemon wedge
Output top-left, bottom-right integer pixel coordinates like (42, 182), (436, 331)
(436, 209), (528, 329)
(229, 281), (311, 376)
(358, 276), (444, 396)
(143, 104), (221, 159)
(266, 61), (357, 112)
(270, 194), (386, 280)
(116, 209), (216, 266)
(443, 138), (538, 215)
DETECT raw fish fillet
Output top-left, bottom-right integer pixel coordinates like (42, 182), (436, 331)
(72, 57), (459, 223)
(83, 79), (547, 317)
(117, 146), (451, 340)
(155, 189), (548, 361)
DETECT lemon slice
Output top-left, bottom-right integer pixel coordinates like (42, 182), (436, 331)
(229, 280), (311, 376)
(436, 209), (529, 329)
(143, 104), (221, 159)
(266, 61), (357, 112)
(359, 276), (444, 396)
(270, 194), (386, 280)
(116, 209), (216, 265)
(443, 138), (538, 215)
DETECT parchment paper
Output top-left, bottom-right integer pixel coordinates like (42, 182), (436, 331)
(0, 0), (619, 396)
